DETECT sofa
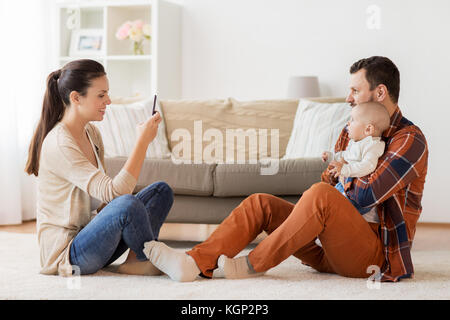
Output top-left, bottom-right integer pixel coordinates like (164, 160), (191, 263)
(103, 96), (348, 225)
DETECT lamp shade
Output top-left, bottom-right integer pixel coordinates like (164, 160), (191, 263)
(287, 76), (320, 98)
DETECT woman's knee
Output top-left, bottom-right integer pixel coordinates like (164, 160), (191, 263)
(112, 194), (145, 223)
(117, 193), (141, 208)
(141, 181), (174, 206)
(155, 181), (174, 204)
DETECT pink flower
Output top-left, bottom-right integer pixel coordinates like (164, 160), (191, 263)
(133, 20), (144, 30)
(116, 22), (132, 40)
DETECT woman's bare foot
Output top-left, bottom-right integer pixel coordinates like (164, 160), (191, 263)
(117, 249), (162, 276)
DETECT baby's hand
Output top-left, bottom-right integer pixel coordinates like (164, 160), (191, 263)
(328, 160), (344, 179)
(322, 151), (330, 162)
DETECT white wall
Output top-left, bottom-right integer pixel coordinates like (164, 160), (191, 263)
(178, 0), (450, 222)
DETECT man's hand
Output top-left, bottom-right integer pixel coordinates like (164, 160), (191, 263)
(328, 160), (344, 179)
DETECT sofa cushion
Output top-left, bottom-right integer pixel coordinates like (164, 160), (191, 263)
(213, 158), (328, 197)
(104, 157), (215, 196)
(160, 98), (299, 162)
(159, 99), (231, 163)
(227, 98), (300, 160)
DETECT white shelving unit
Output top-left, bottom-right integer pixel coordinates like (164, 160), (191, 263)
(55, 0), (181, 100)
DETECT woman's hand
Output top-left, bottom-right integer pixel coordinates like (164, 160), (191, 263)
(136, 111), (162, 146)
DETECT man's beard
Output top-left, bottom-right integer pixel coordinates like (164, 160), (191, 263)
(351, 94), (375, 107)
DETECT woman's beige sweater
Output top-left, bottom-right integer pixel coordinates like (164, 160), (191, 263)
(37, 121), (137, 276)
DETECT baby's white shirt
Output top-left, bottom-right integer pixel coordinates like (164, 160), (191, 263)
(330, 135), (385, 178)
(325, 136), (385, 224)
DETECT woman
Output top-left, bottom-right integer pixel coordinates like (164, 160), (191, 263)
(25, 59), (173, 276)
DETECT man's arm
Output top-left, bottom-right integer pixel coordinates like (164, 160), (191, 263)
(346, 127), (428, 208)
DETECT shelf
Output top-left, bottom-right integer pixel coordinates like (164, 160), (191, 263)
(59, 56), (105, 62)
(56, 0), (181, 99)
(107, 55), (152, 60)
(56, 0), (152, 8)
(60, 55), (151, 61)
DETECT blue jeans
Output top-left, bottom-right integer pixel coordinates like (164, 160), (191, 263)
(69, 181), (173, 275)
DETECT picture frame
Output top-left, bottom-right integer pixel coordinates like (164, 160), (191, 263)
(69, 29), (104, 56)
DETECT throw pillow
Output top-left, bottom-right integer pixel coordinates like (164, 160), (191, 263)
(93, 98), (171, 159)
(283, 99), (351, 159)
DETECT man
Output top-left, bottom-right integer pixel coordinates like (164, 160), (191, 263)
(326, 56), (429, 281)
(144, 56), (429, 283)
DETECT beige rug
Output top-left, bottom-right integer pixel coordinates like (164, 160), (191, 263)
(1, 231), (449, 300)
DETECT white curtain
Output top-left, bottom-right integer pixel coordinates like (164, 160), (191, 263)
(0, 0), (55, 224)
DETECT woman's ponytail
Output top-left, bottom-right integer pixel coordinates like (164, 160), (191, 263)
(25, 69), (64, 176)
(25, 59), (106, 176)
(43, 69), (66, 138)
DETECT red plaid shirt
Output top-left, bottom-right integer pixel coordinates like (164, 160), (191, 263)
(321, 106), (429, 282)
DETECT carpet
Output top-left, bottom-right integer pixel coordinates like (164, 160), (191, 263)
(1, 231), (449, 300)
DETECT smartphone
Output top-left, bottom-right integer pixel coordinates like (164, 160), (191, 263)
(152, 94), (157, 115)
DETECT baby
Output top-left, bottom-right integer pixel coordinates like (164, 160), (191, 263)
(322, 101), (390, 215)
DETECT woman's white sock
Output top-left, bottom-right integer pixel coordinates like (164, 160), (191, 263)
(143, 240), (200, 282)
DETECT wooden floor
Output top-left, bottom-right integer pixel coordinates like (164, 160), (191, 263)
(0, 220), (37, 234)
(1, 220), (450, 251)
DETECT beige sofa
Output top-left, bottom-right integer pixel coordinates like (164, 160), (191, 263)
(104, 97), (345, 224)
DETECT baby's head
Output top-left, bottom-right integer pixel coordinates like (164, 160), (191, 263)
(347, 102), (390, 141)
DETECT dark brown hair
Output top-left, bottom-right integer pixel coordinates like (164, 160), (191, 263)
(25, 59), (106, 176)
(350, 56), (400, 103)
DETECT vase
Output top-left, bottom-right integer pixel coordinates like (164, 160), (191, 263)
(133, 40), (144, 55)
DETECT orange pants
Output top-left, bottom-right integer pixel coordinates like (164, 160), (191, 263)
(187, 182), (386, 279)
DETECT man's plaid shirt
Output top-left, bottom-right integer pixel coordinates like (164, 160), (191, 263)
(322, 106), (429, 282)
